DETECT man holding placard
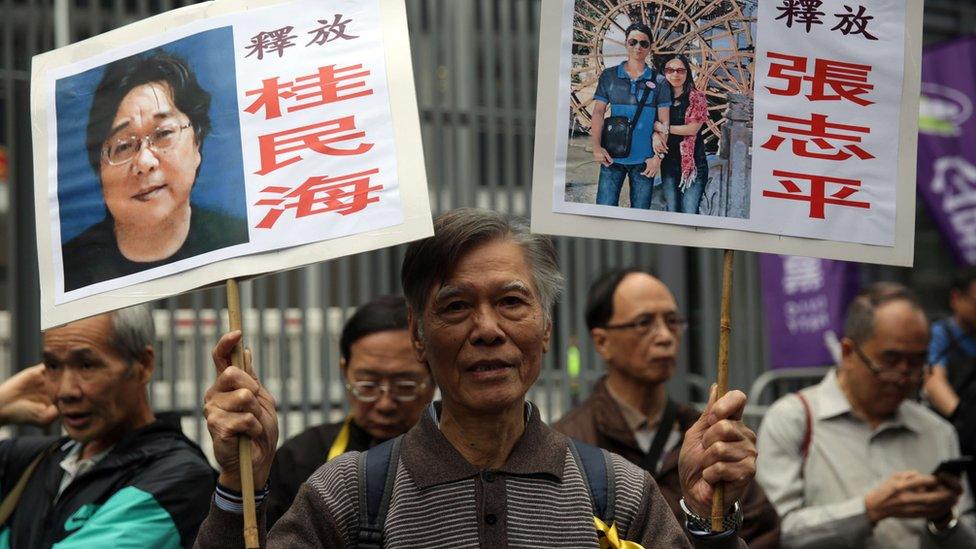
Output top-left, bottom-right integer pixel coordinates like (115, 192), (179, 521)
(757, 283), (976, 548)
(198, 209), (754, 547)
(0, 305), (215, 547)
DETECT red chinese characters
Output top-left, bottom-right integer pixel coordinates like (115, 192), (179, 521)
(760, 50), (876, 220)
(255, 168), (382, 229)
(243, 20), (384, 230)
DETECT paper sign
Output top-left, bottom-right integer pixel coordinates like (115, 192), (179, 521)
(32, 0), (432, 329)
(531, 0), (920, 266)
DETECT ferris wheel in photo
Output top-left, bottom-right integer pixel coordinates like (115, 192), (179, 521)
(570, 0), (757, 150)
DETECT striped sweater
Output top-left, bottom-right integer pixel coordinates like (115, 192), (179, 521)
(195, 404), (744, 548)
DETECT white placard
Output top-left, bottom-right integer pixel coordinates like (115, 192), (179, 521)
(531, 0), (920, 266)
(33, 0), (432, 329)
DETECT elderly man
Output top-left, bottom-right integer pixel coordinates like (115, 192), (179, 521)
(0, 305), (214, 547)
(265, 294), (434, 527)
(756, 283), (976, 548)
(555, 268), (781, 547)
(196, 208), (756, 547)
(62, 50), (248, 291)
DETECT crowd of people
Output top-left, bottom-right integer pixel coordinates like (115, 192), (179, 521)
(0, 209), (973, 547)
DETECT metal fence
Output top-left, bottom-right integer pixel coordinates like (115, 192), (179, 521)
(1, 0), (969, 456)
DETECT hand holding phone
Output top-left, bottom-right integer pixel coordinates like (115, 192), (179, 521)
(933, 456), (973, 477)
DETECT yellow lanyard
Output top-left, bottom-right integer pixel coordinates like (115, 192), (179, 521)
(594, 516), (645, 549)
(326, 416), (352, 461)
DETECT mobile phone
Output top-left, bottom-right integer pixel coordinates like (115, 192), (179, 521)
(933, 456), (974, 476)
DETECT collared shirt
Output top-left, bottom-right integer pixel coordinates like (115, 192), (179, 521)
(196, 401), (746, 548)
(605, 382), (682, 470)
(594, 62), (672, 165)
(756, 368), (976, 549)
(56, 441), (112, 498)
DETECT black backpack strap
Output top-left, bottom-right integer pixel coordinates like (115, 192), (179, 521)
(629, 69), (654, 128)
(640, 397), (678, 475)
(569, 439), (615, 524)
(356, 436), (402, 548)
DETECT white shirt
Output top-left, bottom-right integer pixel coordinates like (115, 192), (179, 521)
(757, 369), (976, 548)
(57, 442), (112, 498)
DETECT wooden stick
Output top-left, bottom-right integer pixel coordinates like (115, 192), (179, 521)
(711, 249), (734, 532)
(226, 279), (260, 549)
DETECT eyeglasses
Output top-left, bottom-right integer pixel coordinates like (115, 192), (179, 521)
(664, 67), (687, 75)
(346, 380), (428, 402)
(603, 313), (687, 337)
(851, 341), (928, 383)
(101, 123), (191, 166)
(627, 39), (651, 49)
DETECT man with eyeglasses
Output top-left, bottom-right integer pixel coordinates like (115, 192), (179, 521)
(756, 282), (976, 548)
(61, 50), (248, 291)
(554, 267), (781, 547)
(264, 294), (434, 527)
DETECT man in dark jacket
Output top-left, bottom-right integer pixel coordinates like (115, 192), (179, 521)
(0, 304), (214, 548)
(554, 267), (781, 548)
(265, 294), (435, 527)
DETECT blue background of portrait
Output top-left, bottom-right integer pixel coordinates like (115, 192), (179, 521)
(55, 26), (248, 243)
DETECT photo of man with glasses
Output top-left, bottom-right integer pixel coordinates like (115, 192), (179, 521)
(59, 38), (248, 292)
(264, 294), (435, 528)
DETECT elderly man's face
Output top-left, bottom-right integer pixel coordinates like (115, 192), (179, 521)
(42, 314), (153, 453)
(411, 238), (551, 415)
(592, 273), (680, 385)
(840, 300), (929, 420)
(343, 329), (435, 440)
(99, 82), (200, 237)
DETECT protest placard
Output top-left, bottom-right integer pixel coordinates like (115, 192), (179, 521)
(531, 0), (921, 267)
(32, 0), (432, 329)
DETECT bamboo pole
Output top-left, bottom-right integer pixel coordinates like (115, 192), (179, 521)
(711, 249), (734, 532)
(227, 278), (260, 548)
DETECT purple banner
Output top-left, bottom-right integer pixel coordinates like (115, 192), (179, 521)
(760, 254), (860, 369)
(917, 38), (976, 266)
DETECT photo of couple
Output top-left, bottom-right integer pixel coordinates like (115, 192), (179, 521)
(563, 0), (755, 219)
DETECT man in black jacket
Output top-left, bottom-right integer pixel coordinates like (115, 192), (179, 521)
(265, 294), (435, 527)
(0, 304), (214, 548)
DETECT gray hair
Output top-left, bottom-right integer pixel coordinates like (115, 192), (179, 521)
(109, 304), (155, 365)
(400, 208), (564, 326)
(844, 281), (924, 345)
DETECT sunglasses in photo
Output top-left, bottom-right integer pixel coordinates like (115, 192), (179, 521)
(664, 67), (687, 75)
(627, 38), (651, 49)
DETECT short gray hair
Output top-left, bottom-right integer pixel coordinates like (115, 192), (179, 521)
(844, 282), (924, 345)
(109, 304), (155, 365)
(400, 208), (564, 322)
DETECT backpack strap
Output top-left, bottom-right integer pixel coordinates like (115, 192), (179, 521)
(355, 436), (402, 548)
(794, 392), (813, 475)
(569, 439), (615, 524)
(0, 440), (60, 527)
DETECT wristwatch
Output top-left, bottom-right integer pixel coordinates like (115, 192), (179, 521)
(927, 514), (959, 537)
(680, 498), (743, 534)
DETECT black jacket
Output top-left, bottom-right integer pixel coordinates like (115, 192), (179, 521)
(266, 418), (382, 528)
(0, 420), (215, 548)
(61, 206), (248, 291)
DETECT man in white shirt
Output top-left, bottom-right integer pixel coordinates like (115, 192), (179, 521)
(757, 282), (976, 548)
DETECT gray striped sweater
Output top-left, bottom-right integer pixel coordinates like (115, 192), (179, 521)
(196, 405), (744, 548)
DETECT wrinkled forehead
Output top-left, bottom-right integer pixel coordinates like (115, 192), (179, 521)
(42, 314), (118, 359)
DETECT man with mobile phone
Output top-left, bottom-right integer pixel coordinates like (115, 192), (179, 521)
(756, 283), (976, 548)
